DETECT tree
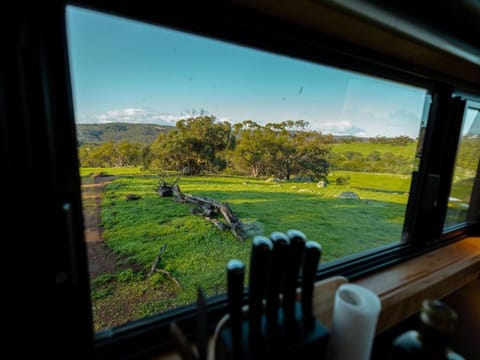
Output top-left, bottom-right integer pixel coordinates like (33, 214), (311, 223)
(78, 141), (143, 167)
(150, 114), (234, 174)
(116, 141), (142, 166)
(227, 121), (277, 177)
(228, 121), (330, 180)
(296, 134), (331, 180)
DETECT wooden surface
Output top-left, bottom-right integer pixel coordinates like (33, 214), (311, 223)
(306, 275), (348, 330)
(355, 236), (480, 334)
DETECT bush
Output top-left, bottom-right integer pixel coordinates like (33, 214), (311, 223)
(336, 176), (351, 185)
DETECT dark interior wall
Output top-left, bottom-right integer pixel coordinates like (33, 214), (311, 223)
(370, 278), (480, 359)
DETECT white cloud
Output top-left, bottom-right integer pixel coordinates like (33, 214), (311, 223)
(314, 120), (366, 136)
(122, 108), (143, 116)
(326, 106), (421, 138)
(76, 108), (183, 125)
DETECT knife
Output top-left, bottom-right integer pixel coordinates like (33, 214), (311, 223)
(265, 232), (290, 360)
(284, 229), (307, 334)
(266, 232), (290, 326)
(300, 240), (322, 331)
(196, 287), (208, 360)
(248, 235), (273, 353)
(226, 259), (245, 360)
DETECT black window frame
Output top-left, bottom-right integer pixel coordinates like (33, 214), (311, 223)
(4, 1), (479, 359)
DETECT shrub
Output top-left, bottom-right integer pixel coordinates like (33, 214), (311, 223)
(336, 176), (351, 185)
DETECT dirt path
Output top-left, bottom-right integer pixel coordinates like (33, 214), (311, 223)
(82, 174), (176, 330)
(81, 176), (117, 279)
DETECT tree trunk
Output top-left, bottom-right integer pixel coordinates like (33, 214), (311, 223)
(171, 185), (247, 241)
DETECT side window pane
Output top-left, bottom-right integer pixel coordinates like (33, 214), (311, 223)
(445, 102), (480, 228)
(66, 6), (430, 331)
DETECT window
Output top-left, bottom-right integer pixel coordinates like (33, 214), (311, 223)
(445, 100), (480, 229)
(66, 5), (431, 332)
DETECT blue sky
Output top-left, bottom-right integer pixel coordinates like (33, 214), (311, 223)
(66, 5), (428, 138)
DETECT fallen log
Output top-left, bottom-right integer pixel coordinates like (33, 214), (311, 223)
(158, 185), (173, 197)
(171, 185), (247, 241)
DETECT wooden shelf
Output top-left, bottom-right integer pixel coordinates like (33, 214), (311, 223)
(354, 236), (480, 334)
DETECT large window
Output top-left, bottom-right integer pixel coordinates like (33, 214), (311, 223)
(66, 5), (431, 332)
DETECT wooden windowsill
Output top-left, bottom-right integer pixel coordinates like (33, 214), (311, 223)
(354, 236), (480, 334)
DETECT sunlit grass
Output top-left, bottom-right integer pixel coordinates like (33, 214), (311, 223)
(80, 166), (151, 177)
(331, 142), (417, 157)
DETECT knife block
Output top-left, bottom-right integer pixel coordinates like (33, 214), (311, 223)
(214, 302), (329, 360)
(284, 304), (330, 359)
(212, 275), (348, 360)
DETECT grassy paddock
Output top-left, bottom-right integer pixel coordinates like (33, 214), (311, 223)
(330, 142), (417, 157)
(84, 168), (411, 329)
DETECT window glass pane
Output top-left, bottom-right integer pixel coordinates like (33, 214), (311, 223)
(445, 102), (480, 228)
(66, 6), (429, 331)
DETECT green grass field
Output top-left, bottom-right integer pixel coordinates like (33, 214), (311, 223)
(82, 168), (412, 330)
(330, 142), (417, 157)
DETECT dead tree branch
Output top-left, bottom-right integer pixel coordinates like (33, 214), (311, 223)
(148, 244), (168, 277)
(171, 185), (247, 241)
(157, 171), (183, 197)
(155, 269), (181, 289)
(147, 244), (181, 288)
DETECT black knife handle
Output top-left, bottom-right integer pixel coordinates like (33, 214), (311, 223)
(196, 288), (208, 360)
(248, 235), (273, 338)
(301, 240), (322, 330)
(266, 232), (290, 325)
(227, 259), (245, 360)
(284, 230), (307, 327)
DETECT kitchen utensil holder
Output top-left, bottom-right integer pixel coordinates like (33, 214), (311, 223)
(214, 302), (329, 360)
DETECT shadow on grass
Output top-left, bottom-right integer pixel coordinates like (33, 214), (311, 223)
(353, 186), (409, 195)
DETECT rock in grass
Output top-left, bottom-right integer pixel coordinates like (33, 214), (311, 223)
(336, 191), (360, 199)
(126, 194), (142, 201)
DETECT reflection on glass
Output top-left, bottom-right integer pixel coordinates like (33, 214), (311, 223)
(66, 6), (429, 331)
(445, 105), (480, 228)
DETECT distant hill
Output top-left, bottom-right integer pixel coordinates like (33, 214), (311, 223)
(76, 121), (410, 146)
(76, 122), (172, 145)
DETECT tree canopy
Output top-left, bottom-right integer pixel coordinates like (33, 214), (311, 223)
(149, 115), (234, 175)
(227, 120), (330, 180)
